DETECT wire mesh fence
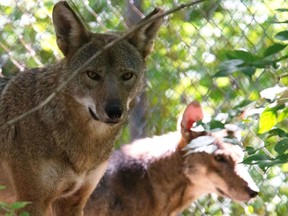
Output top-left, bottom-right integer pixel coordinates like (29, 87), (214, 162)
(0, 0), (288, 215)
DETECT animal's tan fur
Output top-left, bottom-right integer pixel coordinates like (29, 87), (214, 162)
(84, 102), (259, 216)
(0, 1), (163, 215)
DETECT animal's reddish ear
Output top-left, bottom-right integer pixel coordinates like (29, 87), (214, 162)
(181, 101), (203, 131)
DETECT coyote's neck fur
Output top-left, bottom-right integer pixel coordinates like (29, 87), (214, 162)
(1, 64), (121, 172)
(0, 2), (163, 215)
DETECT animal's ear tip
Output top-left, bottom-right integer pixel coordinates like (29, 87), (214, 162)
(190, 100), (201, 107)
(53, 1), (68, 16)
(154, 7), (164, 13)
(145, 7), (164, 22)
(54, 1), (67, 9)
(152, 7), (164, 22)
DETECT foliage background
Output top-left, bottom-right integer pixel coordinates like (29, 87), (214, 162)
(0, 0), (288, 215)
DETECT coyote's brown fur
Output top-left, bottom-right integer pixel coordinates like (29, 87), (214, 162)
(0, 1), (163, 215)
(84, 101), (259, 216)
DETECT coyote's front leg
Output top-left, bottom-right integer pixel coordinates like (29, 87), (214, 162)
(53, 184), (95, 216)
(7, 161), (54, 216)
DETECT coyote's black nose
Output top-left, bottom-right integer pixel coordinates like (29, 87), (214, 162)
(105, 103), (123, 120)
(247, 187), (258, 198)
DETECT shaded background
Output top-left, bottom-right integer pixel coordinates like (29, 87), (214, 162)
(0, 0), (288, 215)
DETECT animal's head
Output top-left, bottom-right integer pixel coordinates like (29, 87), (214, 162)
(52, 1), (163, 125)
(179, 101), (259, 202)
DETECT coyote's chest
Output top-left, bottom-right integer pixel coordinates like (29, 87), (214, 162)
(41, 160), (108, 199)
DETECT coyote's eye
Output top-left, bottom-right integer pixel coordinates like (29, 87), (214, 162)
(121, 72), (134, 81)
(214, 155), (227, 163)
(87, 71), (101, 81)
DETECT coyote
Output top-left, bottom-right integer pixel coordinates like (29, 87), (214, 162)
(84, 101), (259, 216)
(0, 1), (163, 215)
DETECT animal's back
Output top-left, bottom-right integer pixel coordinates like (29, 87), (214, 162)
(0, 65), (67, 160)
(85, 152), (157, 216)
(84, 132), (181, 216)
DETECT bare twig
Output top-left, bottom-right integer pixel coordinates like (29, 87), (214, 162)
(3, 0), (207, 127)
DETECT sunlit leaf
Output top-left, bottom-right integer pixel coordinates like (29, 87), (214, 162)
(258, 108), (277, 134)
(278, 107), (288, 122)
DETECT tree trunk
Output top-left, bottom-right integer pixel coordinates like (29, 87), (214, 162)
(124, 0), (147, 141)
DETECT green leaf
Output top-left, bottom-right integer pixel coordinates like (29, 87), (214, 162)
(214, 59), (244, 77)
(268, 128), (287, 138)
(276, 8), (288, 12)
(263, 43), (287, 57)
(243, 153), (271, 164)
(9, 202), (30, 210)
(19, 212), (30, 216)
(256, 154), (288, 169)
(246, 146), (258, 155)
(252, 58), (274, 68)
(0, 185), (6, 191)
(273, 20), (288, 24)
(226, 50), (260, 63)
(274, 138), (288, 154)
(234, 99), (253, 109)
(276, 153), (288, 162)
(275, 30), (288, 41)
(258, 159), (281, 170)
(278, 107), (288, 122)
(271, 104), (285, 112)
(258, 108), (277, 134)
(209, 120), (225, 130)
(240, 66), (256, 78)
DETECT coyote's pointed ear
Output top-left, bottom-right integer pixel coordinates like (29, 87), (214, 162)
(52, 1), (90, 57)
(181, 101), (204, 131)
(177, 101), (204, 150)
(127, 8), (164, 59)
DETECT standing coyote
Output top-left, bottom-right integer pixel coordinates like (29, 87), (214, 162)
(84, 101), (259, 216)
(0, 1), (163, 215)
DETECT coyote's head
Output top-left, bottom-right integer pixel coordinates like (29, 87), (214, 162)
(180, 102), (259, 202)
(52, 2), (163, 125)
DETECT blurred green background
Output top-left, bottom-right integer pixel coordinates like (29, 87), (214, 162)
(0, 0), (287, 215)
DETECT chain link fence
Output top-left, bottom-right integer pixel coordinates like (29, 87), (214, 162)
(0, 0), (288, 215)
